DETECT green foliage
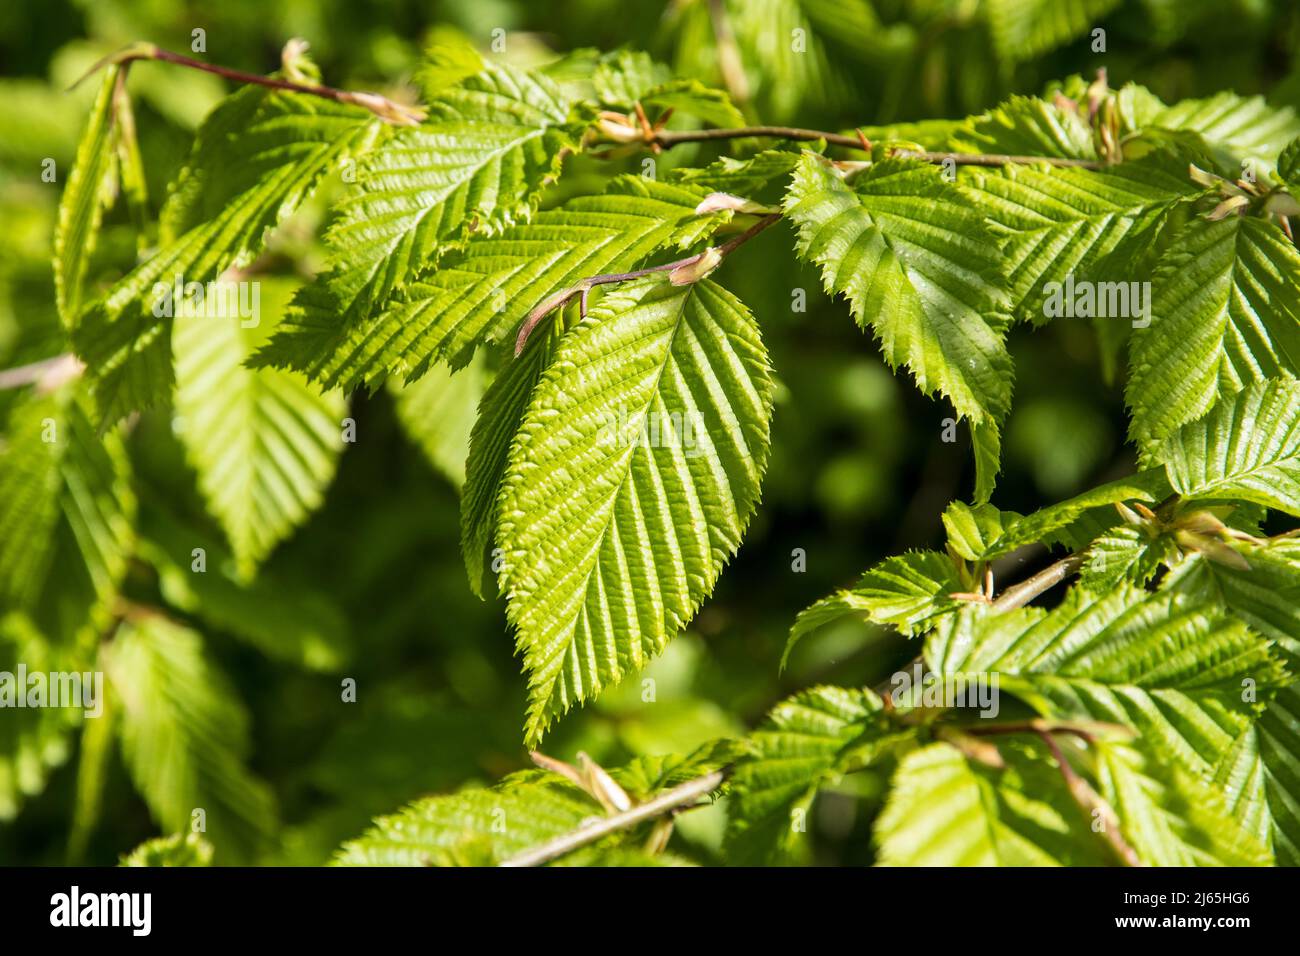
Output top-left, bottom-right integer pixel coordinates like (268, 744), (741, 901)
(497, 279), (774, 744)
(6, 1), (1300, 869)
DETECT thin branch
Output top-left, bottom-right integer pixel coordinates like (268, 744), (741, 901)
(513, 212), (780, 355)
(1036, 730), (1139, 867)
(498, 769), (726, 867)
(0, 353), (84, 392)
(990, 552), (1086, 612)
(73, 43), (424, 126)
(649, 126), (1100, 168)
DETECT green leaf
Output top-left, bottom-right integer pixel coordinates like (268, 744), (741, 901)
(947, 94), (1095, 159)
(783, 153), (1013, 427)
(172, 279), (346, 576)
(73, 91), (381, 423)
(256, 176), (726, 391)
(982, 0), (1122, 65)
(783, 551), (963, 666)
(1077, 523), (1172, 591)
(496, 279), (774, 744)
(335, 758), (725, 866)
(460, 324), (561, 599)
(0, 613), (84, 820)
(0, 388), (136, 640)
(390, 350), (486, 489)
(1127, 217), (1300, 453)
(725, 686), (899, 864)
(107, 615), (276, 863)
(928, 585), (1287, 777)
(875, 742), (1111, 865)
(980, 468), (1171, 556)
(962, 151), (1197, 322)
(53, 66), (120, 328)
(119, 832), (214, 867)
(1142, 91), (1300, 172)
(942, 501), (1010, 561)
(1096, 740), (1271, 866)
(315, 62), (586, 319)
(1156, 377), (1300, 516)
(333, 773), (595, 866)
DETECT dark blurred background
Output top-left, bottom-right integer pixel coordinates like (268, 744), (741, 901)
(1, 0), (1297, 865)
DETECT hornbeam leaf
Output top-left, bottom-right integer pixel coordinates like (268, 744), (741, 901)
(316, 62), (587, 319)
(1142, 91), (1300, 172)
(783, 153), (1013, 427)
(107, 616), (277, 862)
(460, 325), (561, 599)
(725, 686), (900, 865)
(946, 94), (1096, 159)
(875, 742), (1112, 866)
(1096, 740), (1271, 866)
(496, 278), (774, 744)
(255, 176), (727, 391)
(1164, 543), (1300, 862)
(72, 92), (382, 423)
(782, 551), (962, 666)
(961, 151), (1198, 321)
(927, 585), (1287, 777)
(53, 66), (120, 328)
(1127, 217), (1300, 454)
(979, 468), (1172, 556)
(172, 280), (346, 577)
(0, 388), (136, 639)
(335, 770), (599, 866)
(982, 0), (1122, 66)
(1156, 377), (1300, 517)
(119, 832), (214, 867)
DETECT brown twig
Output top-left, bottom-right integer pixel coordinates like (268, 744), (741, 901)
(648, 126), (1100, 168)
(497, 769), (725, 867)
(990, 553), (1086, 611)
(513, 212), (781, 355)
(73, 43), (424, 126)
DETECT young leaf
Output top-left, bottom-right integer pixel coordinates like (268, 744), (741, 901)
(119, 832), (214, 867)
(927, 585), (1286, 777)
(107, 615), (277, 862)
(73, 92), (381, 423)
(256, 176), (727, 391)
(1127, 217), (1300, 454)
(1095, 740), (1271, 866)
(53, 66), (120, 327)
(875, 742), (1112, 866)
(725, 686), (899, 865)
(315, 62), (587, 320)
(783, 153), (1013, 428)
(1156, 377), (1300, 517)
(496, 279), (774, 744)
(172, 280), (346, 577)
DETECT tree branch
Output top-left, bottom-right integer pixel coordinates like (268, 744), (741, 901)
(990, 553), (1086, 611)
(74, 42), (425, 126)
(497, 769), (726, 867)
(649, 126), (1100, 168)
(0, 353), (84, 392)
